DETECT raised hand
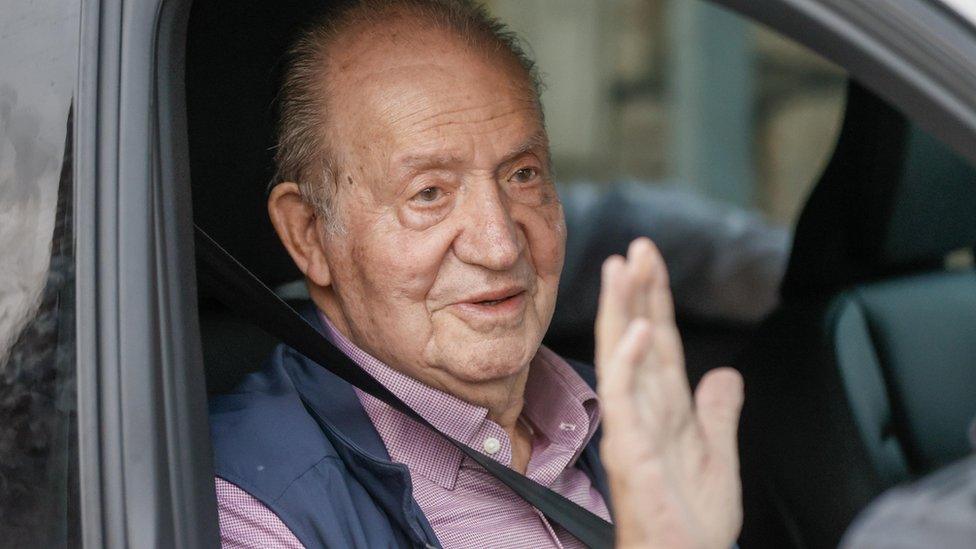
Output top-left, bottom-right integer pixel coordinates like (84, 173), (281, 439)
(595, 238), (744, 549)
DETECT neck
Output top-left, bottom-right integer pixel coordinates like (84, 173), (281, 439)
(310, 284), (536, 471)
(470, 368), (529, 431)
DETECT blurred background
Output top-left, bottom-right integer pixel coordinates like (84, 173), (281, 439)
(485, 0), (846, 225)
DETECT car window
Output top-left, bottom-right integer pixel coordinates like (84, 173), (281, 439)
(485, 0), (846, 225)
(0, 0), (81, 545)
(479, 0), (848, 370)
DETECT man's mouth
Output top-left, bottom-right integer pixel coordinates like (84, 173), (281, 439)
(450, 287), (528, 323)
(463, 287), (526, 306)
(476, 295), (518, 306)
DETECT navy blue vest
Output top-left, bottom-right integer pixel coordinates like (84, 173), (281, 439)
(209, 308), (611, 548)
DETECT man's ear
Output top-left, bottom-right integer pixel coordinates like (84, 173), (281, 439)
(268, 182), (333, 287)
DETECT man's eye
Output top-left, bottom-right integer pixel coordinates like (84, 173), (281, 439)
(511, 167), (538, 183)
(415, 187), (443, 203)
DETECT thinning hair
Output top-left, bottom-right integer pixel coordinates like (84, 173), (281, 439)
(271, 0), (544, 231)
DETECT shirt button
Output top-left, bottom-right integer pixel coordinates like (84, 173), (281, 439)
(559, 422), (577, 432)
(483, 437), (501, 454)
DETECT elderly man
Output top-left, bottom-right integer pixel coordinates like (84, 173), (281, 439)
(208, 1), (744, 547)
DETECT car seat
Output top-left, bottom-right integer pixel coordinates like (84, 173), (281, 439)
(187, 0), (327, 392)
(737, 81), (976, 548)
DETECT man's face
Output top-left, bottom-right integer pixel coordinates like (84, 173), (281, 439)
(317, 26), (565, 390)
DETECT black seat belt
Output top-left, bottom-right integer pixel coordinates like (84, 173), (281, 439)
(194, 225), (615, 549)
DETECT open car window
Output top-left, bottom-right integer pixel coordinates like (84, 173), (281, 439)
(487, 0), (846, 223)
(474, 0), (847, 372)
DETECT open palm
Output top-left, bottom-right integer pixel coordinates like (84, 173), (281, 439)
(595, 238), (744, 549)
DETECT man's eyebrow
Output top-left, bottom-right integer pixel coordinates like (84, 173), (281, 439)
(495, 132), (550, 175)
(396, 152), (466, 170)
(392, 132), (550, 177)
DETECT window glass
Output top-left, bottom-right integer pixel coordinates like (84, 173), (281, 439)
(484, 0), (845, 331)
(485, 0), (846, 223)
(0, 0), (81, 545)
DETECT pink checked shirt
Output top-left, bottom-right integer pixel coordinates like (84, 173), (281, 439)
(216, 311), (611, 548)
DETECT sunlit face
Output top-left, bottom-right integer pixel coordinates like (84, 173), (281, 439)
(315, 24), (565, 392)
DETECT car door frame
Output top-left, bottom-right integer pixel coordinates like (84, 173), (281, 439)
(713, 0), (976, 166)
(75, 0), (218, 547)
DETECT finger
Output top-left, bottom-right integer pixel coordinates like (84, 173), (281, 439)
(632, 241), (681, 369)
(598, 318), (653, 432)
(644, 242), (685, 379)
(648, 278), (685, 382)
(595, 255), (629, 370)
(694, 367), (745, 463)
(641, 241), (697, 433)
(627, 238), (655, 321)
(644, 240), (674, 328)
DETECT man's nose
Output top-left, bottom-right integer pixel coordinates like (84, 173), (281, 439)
(453, 181), (521, 270)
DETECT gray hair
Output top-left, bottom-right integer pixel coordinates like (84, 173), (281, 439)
(270, 0), (543, 231)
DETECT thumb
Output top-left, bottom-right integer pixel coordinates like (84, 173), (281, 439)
(694, 367), (744, 462)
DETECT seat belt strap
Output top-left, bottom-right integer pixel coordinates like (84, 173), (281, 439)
(194, 225), (615, 549)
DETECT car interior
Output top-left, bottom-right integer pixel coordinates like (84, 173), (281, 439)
(185, 1), (976, 547)
(737, 80), (976, 548)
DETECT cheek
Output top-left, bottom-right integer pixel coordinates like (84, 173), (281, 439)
(365, 221), (454, 303)
(523, 203), (566, 280)
(333, 218), (452, 357)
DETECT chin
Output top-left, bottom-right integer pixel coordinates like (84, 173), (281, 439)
(434, 333), (540, 384)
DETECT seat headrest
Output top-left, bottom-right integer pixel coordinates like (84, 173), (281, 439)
(782, 81), (976, 297)
(187, 0), (331, 288)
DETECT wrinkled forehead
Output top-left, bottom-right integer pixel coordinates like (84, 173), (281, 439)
(324, 19), (545, 166)
(328, 13), (537, 99)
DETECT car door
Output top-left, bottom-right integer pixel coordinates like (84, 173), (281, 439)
(73, 1), (219, 547)
(1, 1), (218, 547)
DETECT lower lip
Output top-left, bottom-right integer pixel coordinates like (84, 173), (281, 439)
(453, 291), (527, 320)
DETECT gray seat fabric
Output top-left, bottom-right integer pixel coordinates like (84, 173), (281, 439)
(198, 298), (280, 394)
(840, 273), (976, 475)
(736, 81), (976, 549)
(187, 0), (329, 394)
